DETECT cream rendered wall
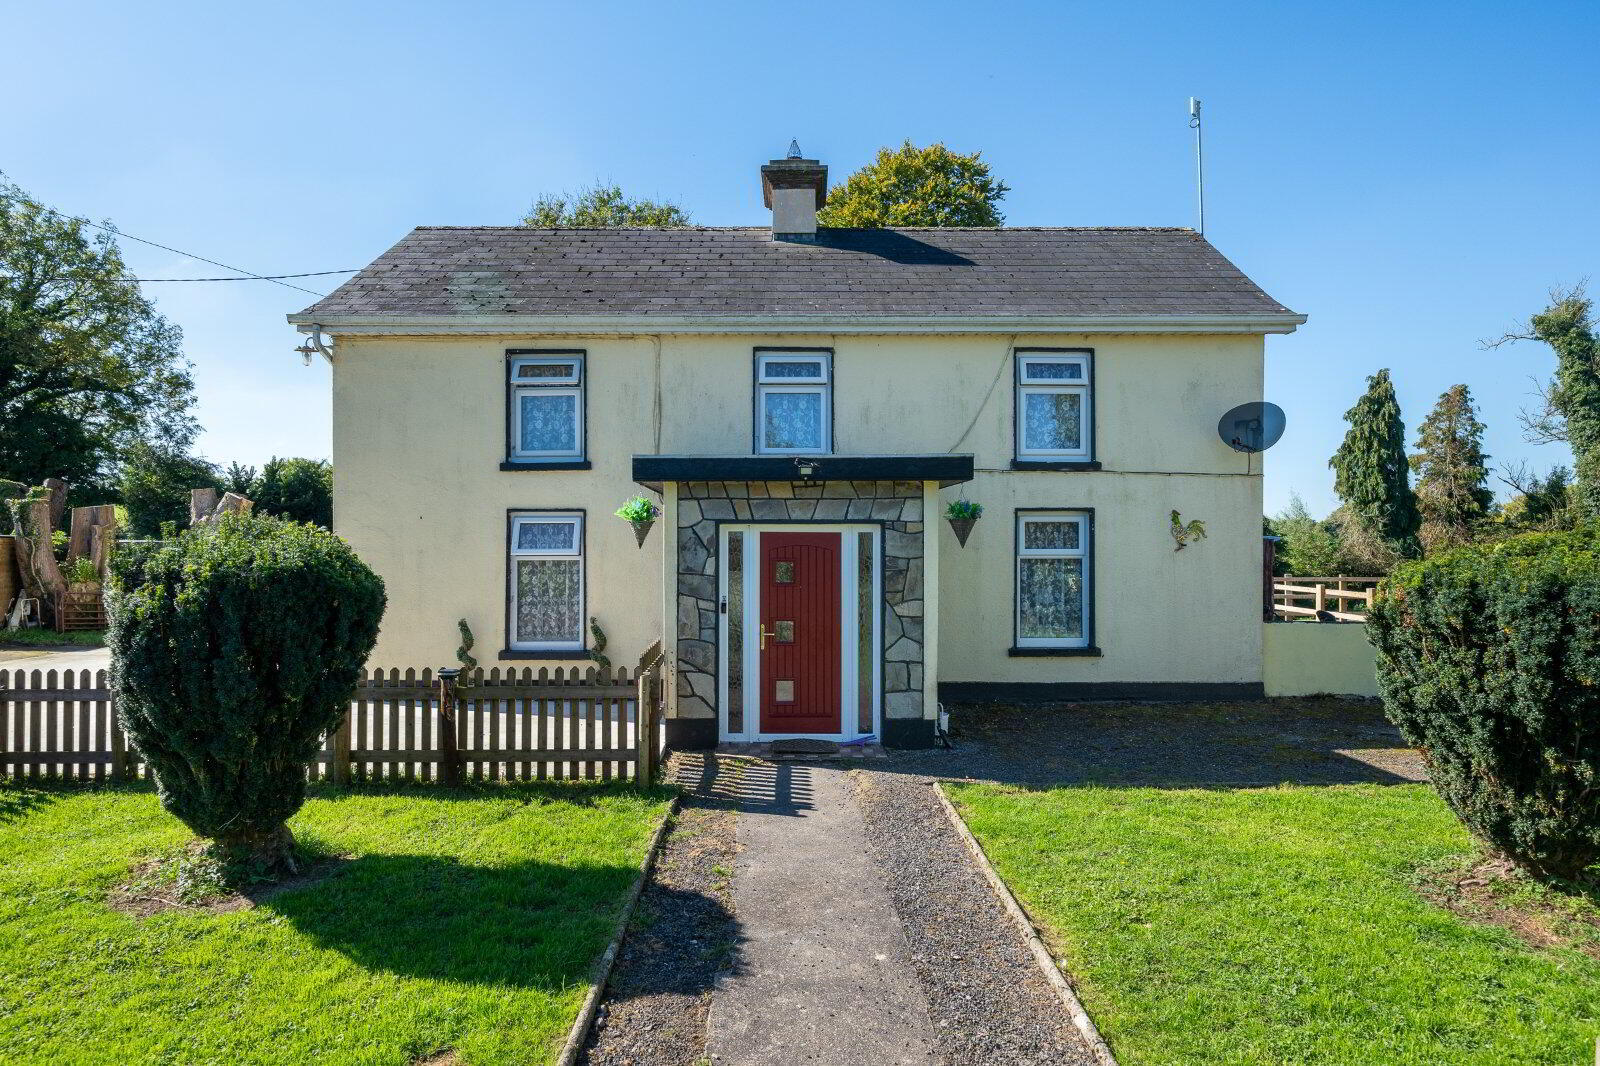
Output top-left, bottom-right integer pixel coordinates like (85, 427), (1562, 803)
(1263, 622), (1378, 697)
(331, 334), (662, 668)
(333, 331), (1265, 685)
(928, 334), (1265, 684)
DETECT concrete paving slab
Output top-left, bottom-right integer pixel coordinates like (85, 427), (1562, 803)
(705, 761), (939, 1066)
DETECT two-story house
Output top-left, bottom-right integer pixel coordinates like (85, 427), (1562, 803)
(289, 152), (1304, 749)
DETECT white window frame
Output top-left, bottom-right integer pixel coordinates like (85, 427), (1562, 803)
(755, 351), (831, 455)
(1016, 352), (1092, 460)
(509, 354), (584, 462)
(508, 512), (585, 652)
(1015, 511), (1091, 649)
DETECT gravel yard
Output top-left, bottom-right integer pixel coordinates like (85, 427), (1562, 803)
(890, 696), (1423, 787)
(854, 770), (1096, 1065)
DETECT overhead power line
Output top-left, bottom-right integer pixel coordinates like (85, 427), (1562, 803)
(17, 196), (337, 297)
(5, 269), (358, 284)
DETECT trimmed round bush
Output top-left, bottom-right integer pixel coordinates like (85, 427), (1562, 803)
(108, 514), (385, 872)
(1367, 528), (1600, 883)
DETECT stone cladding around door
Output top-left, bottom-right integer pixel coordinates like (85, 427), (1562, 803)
(672, 480), (926, 743)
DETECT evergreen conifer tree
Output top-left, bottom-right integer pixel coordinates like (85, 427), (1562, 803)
(1330, 369), (1422, 559)
(1410, 384), (1492, 551)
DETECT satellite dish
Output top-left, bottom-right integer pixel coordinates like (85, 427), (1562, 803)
(1218, 402), (1286, 453)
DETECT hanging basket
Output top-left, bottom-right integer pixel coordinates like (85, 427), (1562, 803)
(948, 516), (977, 548)
(631, 518), (655, 548)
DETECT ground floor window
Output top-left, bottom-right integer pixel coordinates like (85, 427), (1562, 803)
(508, 511), (584, 650)
(1015, 510), (1091, 648)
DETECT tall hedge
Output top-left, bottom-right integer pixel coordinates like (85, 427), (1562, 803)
(1367, 528), (1600, 883)
(108, 514), (384, 871)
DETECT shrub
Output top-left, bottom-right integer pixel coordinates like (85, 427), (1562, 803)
(1367, 528), (1600, 883)
(108, 514), (384, 873)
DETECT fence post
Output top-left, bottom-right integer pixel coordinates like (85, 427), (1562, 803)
(636, 668), (654, 784)
(438, 668), (464, 787)
(330, 709), (352, 786)
(109, 687), (130, 783)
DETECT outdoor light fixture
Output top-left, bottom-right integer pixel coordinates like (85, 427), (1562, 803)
(295, 341), (317, 366)
(793, 456), (820, 479)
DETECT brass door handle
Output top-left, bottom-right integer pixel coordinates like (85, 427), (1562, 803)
(760, 625), (776, 650)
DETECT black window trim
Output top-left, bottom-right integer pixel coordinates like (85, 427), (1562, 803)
(503, 507), (589, 660)
(505, 348), (589, 468)
(1011, 346), (1096, 468)
(750, 346), (835, 456)
(1009, 506), (1101, 657)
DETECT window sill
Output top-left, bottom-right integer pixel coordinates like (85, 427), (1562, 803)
(499, 649), (592, 660)
(500, 460), (592, 471)
(1010, 460), (1102, 472)
(1008, 646), (1103, 657)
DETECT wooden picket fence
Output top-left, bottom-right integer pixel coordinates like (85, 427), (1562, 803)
(0, 641), (667, 785)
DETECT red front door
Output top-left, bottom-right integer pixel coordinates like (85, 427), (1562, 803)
(759, 532), (842, 735)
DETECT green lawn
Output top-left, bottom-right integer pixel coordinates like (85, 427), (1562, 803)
(946, 782), (1600, 1066)
(0, 628), (105, 648)
(0, 780), (671, 1065)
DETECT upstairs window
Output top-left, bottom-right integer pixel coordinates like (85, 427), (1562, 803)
(1015, 511), (1091, 648)
(508, 512), (584, 651)
(755, 350), (831, 454)
(1016, 351), (1091, 460)
(508, 352), (584, 463)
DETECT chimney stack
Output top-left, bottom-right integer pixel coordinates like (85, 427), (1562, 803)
(761, 143), (827, 241)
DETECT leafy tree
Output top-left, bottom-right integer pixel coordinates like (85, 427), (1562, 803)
(0, 177), (197, 491)
(223, 462), (257, 496)
(1269, 493), (1342, 575)
(109, 514), (384, 873)
(1329, 369), (1422, 560)
(1368, 530), (1600, 884)
(816, 141), (1009, 228)
(250, 457), (333, 528)
(1409, 384), (1492, 552)
(522, 183), (690, 227)
(118, 442), (221, 538)
(1514, 291), (1600, 517)
(1497, 464), (1577, 533)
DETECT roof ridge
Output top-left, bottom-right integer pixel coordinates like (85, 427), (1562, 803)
(409, 225), (1200, 234)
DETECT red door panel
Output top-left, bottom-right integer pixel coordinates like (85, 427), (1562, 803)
(759, 532), (841, 735)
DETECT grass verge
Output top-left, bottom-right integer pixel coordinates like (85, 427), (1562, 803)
(0, 779), (672, 1065)
(0, 628), (105, 648)
(944, 781), (1600, 1066)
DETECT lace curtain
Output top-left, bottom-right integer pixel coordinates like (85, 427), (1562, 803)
(1023, 392), (1082, 451)
(519, 393), (577, 453)
(1018, 557), (1084, 640)
(763, 392), (823, 450)
(516, 559), (581, 644)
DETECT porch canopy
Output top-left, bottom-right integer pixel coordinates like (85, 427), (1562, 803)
(631, 453), (974, 490)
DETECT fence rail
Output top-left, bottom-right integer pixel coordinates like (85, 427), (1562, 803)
(1, 642), (667, 785)
(1271, 576), (1380, 623)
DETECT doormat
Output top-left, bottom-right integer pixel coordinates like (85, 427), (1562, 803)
(769, 738), (840, 755)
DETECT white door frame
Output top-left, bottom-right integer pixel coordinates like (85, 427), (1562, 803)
(717, 524), (881, 743)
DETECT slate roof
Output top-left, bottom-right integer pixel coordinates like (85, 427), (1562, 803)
(293, 226), (1297, 320)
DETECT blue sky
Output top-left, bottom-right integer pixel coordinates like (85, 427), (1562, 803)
(5, 0), (1595, 514)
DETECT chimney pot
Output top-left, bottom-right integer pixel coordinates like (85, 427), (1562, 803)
(761, 153), (827, 241)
